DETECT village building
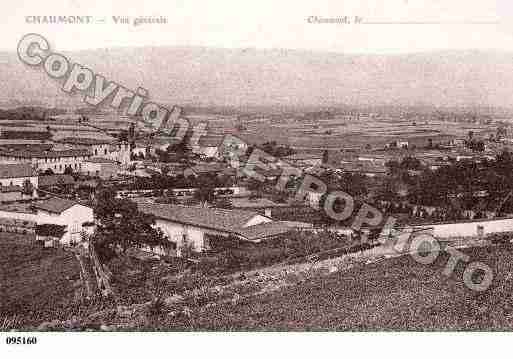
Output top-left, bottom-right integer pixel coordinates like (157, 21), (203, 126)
(386, 140), (409, 149)
(31, 198), (94, 245)
(191, 136), (221, 159)
(131, 141), (152, 159)
(341, 162), (387, 177)
(0, 197), (93, 245)
(81, 158), (121, 180)
(56, 137), (131, 166)
(231, 197), (288, 218)
(401, 217), (513, 240)
(138, 203), (309, 256)
(38, 174), (75, 190)
(0, 163), (38, 197)
(183, 163), (230, 178)
(283, 153), (323, 167)
(235, 220), (313, 241)
(139, 203), (273, 255)
(0, 186), (23, 202)
(0, 149), (91, 174)
(55, 137), (113, 157)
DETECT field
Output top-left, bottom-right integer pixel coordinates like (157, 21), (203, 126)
(163, 243), (513, 330)
(175, 114), (498, 150)
(0, 111), (498, 152)
(0, 233), (82, 328)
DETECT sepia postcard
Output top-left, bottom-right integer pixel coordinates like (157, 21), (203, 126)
(2, 0), (513, 357)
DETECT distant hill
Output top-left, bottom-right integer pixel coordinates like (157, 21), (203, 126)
(2, 47), (513, 110)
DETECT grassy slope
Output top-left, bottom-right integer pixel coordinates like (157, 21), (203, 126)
(165, 244), (513, 331)
(0, 234), (81, 327)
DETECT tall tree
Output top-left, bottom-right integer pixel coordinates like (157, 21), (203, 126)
(322, 150), (329, 164)
(93, 188), (167, 258)
(21, 179), (34, 196)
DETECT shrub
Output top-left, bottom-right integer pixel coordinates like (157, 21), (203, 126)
(200, 230), (363, 274)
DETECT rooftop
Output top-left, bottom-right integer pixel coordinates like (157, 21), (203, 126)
(38, 174), (75, 187)
(138, 203), (264, 234)
(0, 185), (22, 193)
(232, 197), (287, 209)
(0, 149), (90, 158)
(0, 163), (34, 179)
(0, 202), (34, 214)
(32, 197), (79, 214)
(187, 163), (228, 175)
(85, 157), (119, 164)
(0, 217), (36, 227)
(197, 136), (222, 147)
(237, 221), (312, 241)
(57, 137), (114, 145)
(341, 162), (387, 174)
(283, 153), (323, 161)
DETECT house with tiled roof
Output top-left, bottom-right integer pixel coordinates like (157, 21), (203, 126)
(138, 203), (272, 255)
(32, 197), (93, 245)
(0, 196), (93, 245)
(138, 203), (311, 255)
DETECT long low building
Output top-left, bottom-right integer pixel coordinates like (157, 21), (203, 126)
(55, 137), (131, 166)
(139, 203), (309, 256)
(0, 149), (91, 174)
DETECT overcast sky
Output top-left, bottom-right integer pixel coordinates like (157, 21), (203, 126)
(1, 0), (513, 53)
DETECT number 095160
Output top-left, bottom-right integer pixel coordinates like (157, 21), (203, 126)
(5, 336), (37, 345)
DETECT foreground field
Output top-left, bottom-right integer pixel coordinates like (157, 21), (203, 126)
(0, 234), (82, 328)
(3, 234), (513, 331)
(164, 244), (513, 330)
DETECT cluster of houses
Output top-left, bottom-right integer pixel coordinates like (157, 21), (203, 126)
(3, 117), (513, 257)
(0, 136), (312, 252)
(0, 156), (313, 251)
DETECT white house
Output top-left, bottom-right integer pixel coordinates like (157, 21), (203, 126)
(191, 136), (221, 159)
(0, 197), (93, 245)
(56, 137), (131, 167)
(138, 203), (273, 255)
(32, 198), (94, 245)
(81, 158), (121, 179)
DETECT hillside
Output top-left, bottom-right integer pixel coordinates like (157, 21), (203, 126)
(2, 48), (513, 109)
(162, 243), (513, 330)
(0, 234), (83, 329)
